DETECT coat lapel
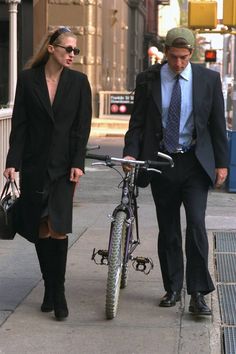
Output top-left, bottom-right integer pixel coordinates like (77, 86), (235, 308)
(33, 66), (54, 121)
(52, 68), (71, 114)
(149, 64), (163, 116)
(152, 76), (162, 115)
(191, 64), (203, 117)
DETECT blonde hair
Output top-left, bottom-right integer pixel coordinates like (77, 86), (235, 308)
(25, 28), (77, 69)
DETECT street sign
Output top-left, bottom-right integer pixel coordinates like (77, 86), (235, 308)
(110, 93), (134, 115)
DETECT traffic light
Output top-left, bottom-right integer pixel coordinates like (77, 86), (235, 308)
(188, 1), (217, 29)
(223, 0), (236, 26)
(205, 50), (217, 62)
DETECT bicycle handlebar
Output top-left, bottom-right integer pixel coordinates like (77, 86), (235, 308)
(86, 152), (174, 168)
(86, 153), (110, 161)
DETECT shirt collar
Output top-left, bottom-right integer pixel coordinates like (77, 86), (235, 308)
(162, 62), (192, 81)
(180, 62), (192, 81)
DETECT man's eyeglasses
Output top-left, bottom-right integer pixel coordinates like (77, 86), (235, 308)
(54, 45), (80, 55)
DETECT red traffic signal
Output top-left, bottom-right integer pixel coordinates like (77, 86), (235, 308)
(205, 49), (217, 62)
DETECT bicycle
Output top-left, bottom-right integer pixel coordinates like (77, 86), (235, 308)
(86, 152), (173, 319)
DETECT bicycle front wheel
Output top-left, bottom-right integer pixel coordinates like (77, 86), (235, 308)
(120, 224), (130, 289)
(106, 211), (127, 319)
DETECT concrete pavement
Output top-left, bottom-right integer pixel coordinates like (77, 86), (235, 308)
(0, 136), (236, 354)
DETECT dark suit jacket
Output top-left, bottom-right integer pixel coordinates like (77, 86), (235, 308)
(6, 65), (92, 242)
(123, 63), (229, 184)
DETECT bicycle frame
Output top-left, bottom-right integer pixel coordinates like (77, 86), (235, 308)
(108, 167), (140, 265)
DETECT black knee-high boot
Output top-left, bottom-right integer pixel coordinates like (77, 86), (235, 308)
(51, 237), (69, 321)
(35, 238), (54, 312)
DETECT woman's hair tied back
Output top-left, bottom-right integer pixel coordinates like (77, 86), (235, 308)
(49, 27), (72, 45)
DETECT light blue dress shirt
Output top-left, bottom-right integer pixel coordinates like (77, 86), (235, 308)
(160, 62), (194, 148)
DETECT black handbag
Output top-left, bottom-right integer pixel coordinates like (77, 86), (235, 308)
(0, 180), (20, 240)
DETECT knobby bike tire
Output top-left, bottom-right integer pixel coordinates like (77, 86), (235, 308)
(106, 211), (127, 319)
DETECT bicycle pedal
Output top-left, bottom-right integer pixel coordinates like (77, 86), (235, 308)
(132, 256), (154, 275)
(91, 248), (108, 265)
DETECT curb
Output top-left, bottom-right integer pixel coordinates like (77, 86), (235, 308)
(209, 231), (222, 354)
(90, 128), (126, 138)
(90, 117), (128, 138)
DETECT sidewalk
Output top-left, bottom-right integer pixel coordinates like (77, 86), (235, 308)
(0, 136), (236, 353)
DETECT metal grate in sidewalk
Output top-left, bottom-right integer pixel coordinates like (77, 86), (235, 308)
(215, 231), (236, 253)
(223, 327), (236, 354)
(214, 231), (236, 354)
(218, 285), (236, 325)
(215, 254), (236, 283)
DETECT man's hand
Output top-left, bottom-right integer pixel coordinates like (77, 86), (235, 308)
(3, 167), (16, 182)
(215, 168), (228, 188)
(122, 156), (136, 173)
(70, 167), (83, 183)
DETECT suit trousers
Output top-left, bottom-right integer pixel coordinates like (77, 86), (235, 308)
(150, 149), (215, 295)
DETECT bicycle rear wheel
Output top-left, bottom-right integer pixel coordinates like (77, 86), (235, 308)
(106, 211), (127, 319)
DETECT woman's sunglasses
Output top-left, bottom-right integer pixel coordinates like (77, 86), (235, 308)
(54, 44), (80, 55)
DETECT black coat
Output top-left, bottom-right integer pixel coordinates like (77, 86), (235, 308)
(6, 65), (92, 242)
(124, 63), (229, 184)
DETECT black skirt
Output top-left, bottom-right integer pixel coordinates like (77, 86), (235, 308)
(41, 174), (75, 234)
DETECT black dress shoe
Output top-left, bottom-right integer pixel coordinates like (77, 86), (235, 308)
(189, 292), (212, 315)
(159, 291), (181, 307)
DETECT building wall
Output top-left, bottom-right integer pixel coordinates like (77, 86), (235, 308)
(33, 0), (114, 115)
(101, 0), (128, 91)
(127, 0), (146, 90)
(0, 0), (154, 116)
(33, 0), (47, 50)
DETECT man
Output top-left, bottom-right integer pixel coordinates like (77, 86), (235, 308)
(123, 27), (228, 315)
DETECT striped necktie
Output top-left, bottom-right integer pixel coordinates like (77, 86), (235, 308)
(164, 75), (181, 153)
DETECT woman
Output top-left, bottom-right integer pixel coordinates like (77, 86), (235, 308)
(3, 27), (92, 321)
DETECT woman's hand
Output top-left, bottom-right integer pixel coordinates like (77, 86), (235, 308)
(3, 167), (16, 181)
(70, 167), (83, 183)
